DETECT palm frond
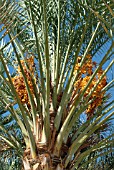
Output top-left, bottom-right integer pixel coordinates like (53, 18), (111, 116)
(0, 0), (114, 169)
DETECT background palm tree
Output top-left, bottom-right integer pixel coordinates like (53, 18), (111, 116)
(0, 0), (114, 169)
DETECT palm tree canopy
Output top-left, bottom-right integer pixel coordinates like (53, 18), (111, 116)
(0, 0), (114, 169)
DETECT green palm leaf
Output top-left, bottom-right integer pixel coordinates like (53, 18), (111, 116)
(0, 0), (114, 169)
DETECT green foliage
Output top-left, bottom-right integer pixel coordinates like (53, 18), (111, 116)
(0, 0), (114, 169)
(0, 151), (22, 170)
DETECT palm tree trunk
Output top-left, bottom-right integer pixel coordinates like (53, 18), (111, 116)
(22, 153), (64, 170)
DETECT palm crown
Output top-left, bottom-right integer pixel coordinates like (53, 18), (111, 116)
(0, 0), (114, 169)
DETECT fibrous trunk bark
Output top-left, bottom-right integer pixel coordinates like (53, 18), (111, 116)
(23, 157), (63, 170)
(22, 148), (64, 170)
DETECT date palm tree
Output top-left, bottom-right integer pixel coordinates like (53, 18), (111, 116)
(0, 0), (114, 169)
